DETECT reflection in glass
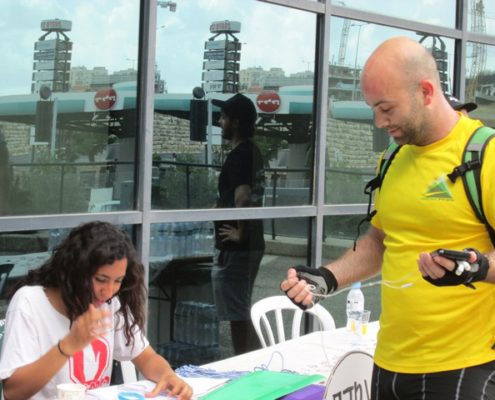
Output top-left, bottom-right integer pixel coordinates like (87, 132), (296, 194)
(465, 42), (495, 127)
(0, 224), (134, 319)
(322, 215), (380, 328)
(152, 0), (317, 209)
(338, 0), (456, 28)
(326, 19), (455, 204)
(147, 217), (312, 364)
(0, 2), (140, 216)
(467, 0), (495, 37)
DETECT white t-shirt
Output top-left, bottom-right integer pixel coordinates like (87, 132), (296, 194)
(0, 286), (149, 399)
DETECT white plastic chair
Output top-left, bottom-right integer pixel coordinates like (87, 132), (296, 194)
(88, 187), (120, 212)
(250, 295), (336, 348)
(324, 350), (374, 400)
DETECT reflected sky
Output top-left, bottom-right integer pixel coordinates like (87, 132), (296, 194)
(1, 0), (316, 95)
(1, 0), (494, 97)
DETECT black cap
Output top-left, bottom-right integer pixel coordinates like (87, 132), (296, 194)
(444, 93), (478, 113)
(212, 93), (257, 126)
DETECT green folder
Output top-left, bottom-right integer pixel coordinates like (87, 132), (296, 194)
(198, 370), (325, 400)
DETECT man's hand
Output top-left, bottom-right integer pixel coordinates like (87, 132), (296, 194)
(418, 248), (489, 288)
(218, 224), (241, 243)
(280, 266), (338, 310)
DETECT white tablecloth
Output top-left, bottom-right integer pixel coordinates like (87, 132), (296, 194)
(87, 322), (379, 399)
(203, 321), (379, 378)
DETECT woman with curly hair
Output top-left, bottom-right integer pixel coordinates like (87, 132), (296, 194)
(0, 221), (191, 400)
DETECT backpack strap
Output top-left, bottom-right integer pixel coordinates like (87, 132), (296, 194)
(447, 126), (495, 246)
(353, 142), (402, 250)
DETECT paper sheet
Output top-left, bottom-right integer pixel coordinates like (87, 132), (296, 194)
(86, 378), (229, 400)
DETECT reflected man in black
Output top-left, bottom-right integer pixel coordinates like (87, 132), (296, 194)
(105, 133), (119, 187)
(444, 93), (478, 116)
(211, 94), (265, 355)
(0, 130), (11, 215)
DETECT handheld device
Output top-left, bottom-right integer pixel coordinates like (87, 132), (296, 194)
(431, 249), (471, 261)
(431, 249), (474, 276)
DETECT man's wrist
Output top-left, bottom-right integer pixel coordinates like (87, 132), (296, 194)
(317, 266), (338, 293)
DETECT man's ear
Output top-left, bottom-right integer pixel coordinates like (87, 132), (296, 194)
(232, 119), (240, 130)
(419, 79), (434, 106)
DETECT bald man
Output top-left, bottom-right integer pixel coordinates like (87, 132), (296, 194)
(282, 36), (495, 399)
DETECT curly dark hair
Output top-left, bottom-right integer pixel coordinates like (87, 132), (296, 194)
(10, 221), (146, 347)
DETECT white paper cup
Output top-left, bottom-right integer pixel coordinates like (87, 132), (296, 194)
(56, 383), (86, 400)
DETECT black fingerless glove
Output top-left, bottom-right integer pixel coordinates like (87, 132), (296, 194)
(283, 265), (338, 310)
(423, 248), (490, 289)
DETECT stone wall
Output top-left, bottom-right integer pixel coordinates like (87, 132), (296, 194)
(325, 117), (381, 204)
(1, 113), (205, 162)
(152, 114), (204, 156)
(0, 122), (31, 158)
(326, 117), (379, 170)
(1, 113), (380, 170)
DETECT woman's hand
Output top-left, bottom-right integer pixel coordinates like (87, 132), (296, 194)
(61, 304), (112, 355)
(146, 372), (192, 399)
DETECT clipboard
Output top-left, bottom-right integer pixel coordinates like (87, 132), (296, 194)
(198, 370), (324, 400)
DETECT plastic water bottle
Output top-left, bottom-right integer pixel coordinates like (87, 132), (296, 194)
(184, 222), (193, 255)
(48, 229), (61, 251)
(205, 304), (219, 346)
(205, 222), (214, 250)
(191, 222), (200, 255)
(149, 225), (159, 256)
(346, 282), (365, 331)
(170, 222), (181, 258)
(173, 302), (185, 342)
(156, 224), (166, 257)
(176, 222), (186, 258)
(161, 223), (172, 257)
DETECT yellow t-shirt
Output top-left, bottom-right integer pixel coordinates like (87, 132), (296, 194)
(372, 115), (495, 373)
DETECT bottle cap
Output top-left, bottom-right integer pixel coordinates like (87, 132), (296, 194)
(351, 282), (361, 289)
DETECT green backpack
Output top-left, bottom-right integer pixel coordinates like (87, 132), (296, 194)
(357, 126), (495, 247)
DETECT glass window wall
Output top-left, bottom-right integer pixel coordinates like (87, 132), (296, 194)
(322, 215), (380, 329)
(464, 42), (495, 127)
(0, 224), (134, 320)
(326, 18), (455, 204)
(152, 0), (317, 210)
(1, 0), (495, 364)
(0, 2), (140, 216)
(467, 0), (495, 37)
(147, 216), (311, 364)
(337, 0), (457, 29)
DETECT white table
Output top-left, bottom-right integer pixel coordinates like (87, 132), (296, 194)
(87, 322), (379, 399)
(203, 321), (379, 378)
(0, 252), (51, 280)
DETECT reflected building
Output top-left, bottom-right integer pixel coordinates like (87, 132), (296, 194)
(32, 19), (72, 94)
(239, 67), (314, 92)
(328, 64), (361, 101)
(202, 20), (242, 94)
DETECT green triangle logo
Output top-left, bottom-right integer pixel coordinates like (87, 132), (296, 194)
(423, 176), (453, 200)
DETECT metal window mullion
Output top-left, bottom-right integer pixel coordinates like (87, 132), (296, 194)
(310, 0), (331, 269)
(257, 0), (325, 13)
(330, 4), (463, 40)
(136, 0), (158, 289)
(454, 0), (468, 99)
(0, 212), (142, 233)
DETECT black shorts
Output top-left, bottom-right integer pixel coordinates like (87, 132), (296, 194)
(211, 249), (263, 321)
(371, 361), (495, 400)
